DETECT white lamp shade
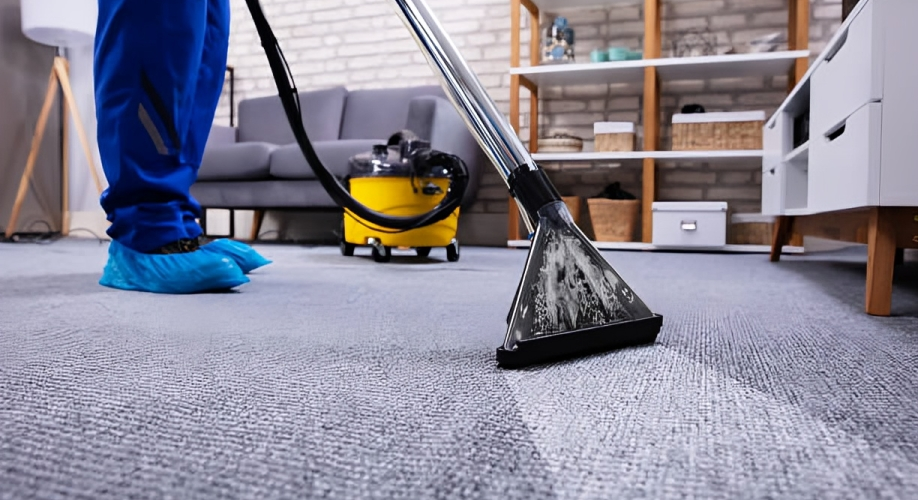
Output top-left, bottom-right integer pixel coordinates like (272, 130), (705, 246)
(21, 0), (97, 48)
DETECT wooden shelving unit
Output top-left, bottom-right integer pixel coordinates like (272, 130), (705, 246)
(507, 239), (807, 254)
(507, 0), (811, 245)
(510, 51), (810, 86)
(532, 149), (766, 164)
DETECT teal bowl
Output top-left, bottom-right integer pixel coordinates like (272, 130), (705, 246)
(607, 47), (629, 61)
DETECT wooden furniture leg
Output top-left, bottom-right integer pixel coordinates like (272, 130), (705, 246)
(788, 0), (810, 88)
(62, 73), (70, 237)
(642, 0), (661, 243)
(54, 57), (104, 196)
(5, 56), (103, 239)
(505, 0), (540, 245)
(866, 207), (896, 316)
(507, 0), (522, 244)
(5, 69), (59, 239)
(200, 209), (208, 235)
(250, 210), (265, 241)
(770, 215), (795, 262)
(526, 0), (539, 155)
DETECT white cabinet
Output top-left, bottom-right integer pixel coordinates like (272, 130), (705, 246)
(761, 0), (918, 217)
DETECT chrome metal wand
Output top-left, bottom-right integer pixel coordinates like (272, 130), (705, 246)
(390, 0), (540, 233)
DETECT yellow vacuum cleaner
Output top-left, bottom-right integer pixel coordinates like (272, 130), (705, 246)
(340, 131), (462, 263)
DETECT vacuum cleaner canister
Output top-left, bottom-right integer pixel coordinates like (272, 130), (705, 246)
(341, 131), (462, 263)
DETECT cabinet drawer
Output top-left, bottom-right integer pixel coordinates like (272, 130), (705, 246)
(761, 163), (785, 216)
(810, 0), (883, 136)
(762, 113), (788, 171)
(652, 202), (727, 248)
(808, 102), (882, 213)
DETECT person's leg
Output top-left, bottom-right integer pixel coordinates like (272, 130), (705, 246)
(95, 0), (208, 253)
(180, 0), (230, 239)
(185, 0), (271, 274)
(94, 0), (248, 292)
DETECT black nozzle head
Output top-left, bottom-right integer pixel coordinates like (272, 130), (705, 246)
(508, 166), (563, 220)
(497, 200), (662, 368)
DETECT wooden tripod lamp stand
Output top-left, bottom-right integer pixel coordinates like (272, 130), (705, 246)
(6, 0), (104, 239)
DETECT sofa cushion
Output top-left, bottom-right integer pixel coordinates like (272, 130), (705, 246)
(237, 86), (348, 145)
(198, 142), (275, 181)
(191, 180), (338, 209)
(339, 86), (445, 140)
(269, 139), (382, 180)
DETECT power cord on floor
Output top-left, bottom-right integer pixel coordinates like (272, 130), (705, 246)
(0, 219), (108, 245)
(67, 227), (108, 245)
(0, 219), (59, 244)
(28, 220), (53, 233)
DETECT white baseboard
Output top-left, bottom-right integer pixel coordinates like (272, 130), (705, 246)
(68, 210), (110, 240)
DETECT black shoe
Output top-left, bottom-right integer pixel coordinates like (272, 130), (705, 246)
(151, 236), (208, 255)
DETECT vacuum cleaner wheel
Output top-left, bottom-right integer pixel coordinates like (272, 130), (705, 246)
(446, 239), (460, 262)
(415, 247), (432, 257)
(339, 221), (355, 257)
(371, 244), (392, 263)
(340, 239), (356, 257)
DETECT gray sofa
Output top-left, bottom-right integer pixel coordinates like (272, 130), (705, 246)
(192, 85), (487, 238)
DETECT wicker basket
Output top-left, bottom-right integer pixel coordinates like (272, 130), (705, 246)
(728, 213), (775, 245)
(587, 198), (640, 242)
(672, 111), (765, 151)
(562, 196), (582, 225)
(539, 130), (583, 153)
(594, 122), (635, 152)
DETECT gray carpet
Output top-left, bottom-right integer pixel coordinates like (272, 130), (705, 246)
(1, 239), (917, 499)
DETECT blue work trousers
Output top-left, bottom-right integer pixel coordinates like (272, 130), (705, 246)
(94, 0), (230, 253)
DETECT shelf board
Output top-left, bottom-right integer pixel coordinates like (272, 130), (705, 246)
(508, 240), (805, 254)
(526, 0), (634, 10)
(526, 0), (726, 13)
(783, 208), (814, 216)
(531, 149), (764, 164)
(784, 141), (810, 163)
(510, 51), (810, 87)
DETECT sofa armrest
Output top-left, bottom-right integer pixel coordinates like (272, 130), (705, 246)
(205, 124), (238, 149)
(405, 96), (486, 209)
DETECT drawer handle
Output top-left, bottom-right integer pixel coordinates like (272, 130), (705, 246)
(826, 122), (847, 142)
(681, 220), (697, 232)
(825, 29), (849, 62)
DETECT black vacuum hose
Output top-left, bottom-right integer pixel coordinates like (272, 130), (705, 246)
(244, 0), (468, 231)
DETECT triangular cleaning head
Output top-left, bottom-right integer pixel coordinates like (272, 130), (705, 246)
(498, 201), (663, 368)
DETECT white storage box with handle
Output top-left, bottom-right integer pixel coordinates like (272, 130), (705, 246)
(652, 201), (728, 248)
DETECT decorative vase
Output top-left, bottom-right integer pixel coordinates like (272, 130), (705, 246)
(543, 17), (575, 63)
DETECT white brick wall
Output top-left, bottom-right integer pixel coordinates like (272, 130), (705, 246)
(217, 0), (842, 224)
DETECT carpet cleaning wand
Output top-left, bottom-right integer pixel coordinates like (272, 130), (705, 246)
(245, 0), (663, 367)
(389, 0), (663, 367)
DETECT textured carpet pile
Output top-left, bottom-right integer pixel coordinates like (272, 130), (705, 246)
(1, 240), (917, 499)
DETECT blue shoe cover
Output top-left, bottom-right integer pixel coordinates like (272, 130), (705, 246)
(200, 239), (272, 274)
(99, 240), (249, 294)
